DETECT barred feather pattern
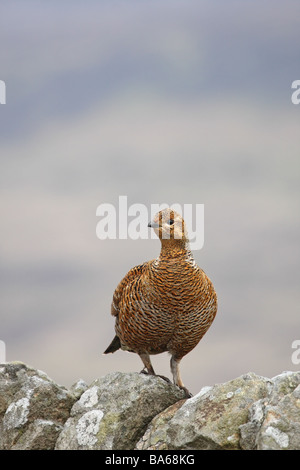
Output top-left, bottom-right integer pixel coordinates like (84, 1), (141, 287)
(112, 251), (217, 359)
(105, 208), (218, 395)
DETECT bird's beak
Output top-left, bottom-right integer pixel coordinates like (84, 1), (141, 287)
(148, 220), (159, 228)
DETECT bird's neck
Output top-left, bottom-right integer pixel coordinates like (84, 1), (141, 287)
(159, 239), (191, 259)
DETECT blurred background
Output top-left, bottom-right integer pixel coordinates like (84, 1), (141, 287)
(0, 0), (300, 394)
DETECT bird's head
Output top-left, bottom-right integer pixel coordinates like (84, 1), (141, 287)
(148, 208), (189, 246)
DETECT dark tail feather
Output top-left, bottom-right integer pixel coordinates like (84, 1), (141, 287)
(103, 335), (121, 354)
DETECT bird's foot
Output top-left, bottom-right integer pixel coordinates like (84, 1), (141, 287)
(140, 367), (151, 375)
(139, 369), (172, 384)
(179, 386), (193, 399)
(156, 374), (172, 384)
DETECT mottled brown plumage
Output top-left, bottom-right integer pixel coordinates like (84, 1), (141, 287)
(104, 208), (217, 397)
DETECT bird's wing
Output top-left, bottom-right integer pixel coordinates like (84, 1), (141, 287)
(111, 261), (150, 317)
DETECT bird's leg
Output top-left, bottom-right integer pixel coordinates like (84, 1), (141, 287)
(139, 353), (171, 384)
(170, 355), (192, 398)
(139, 353), (155, 375)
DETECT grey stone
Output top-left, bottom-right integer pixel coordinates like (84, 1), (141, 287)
(256, 373), (300, 450)
(136, 372), (270, 450)
(55, 371), (185, 450)
(70, 379), (89, 400)
(0, 362), (76, 449)
(11, 419), (63, 450)
(1, 362), (300, 450)
(240, 371), (300, 450)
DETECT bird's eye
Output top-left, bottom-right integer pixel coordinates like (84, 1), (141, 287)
(168, 218), (174, 225)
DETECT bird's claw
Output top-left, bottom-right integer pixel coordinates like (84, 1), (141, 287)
(180, 386), (193, 398)
(156, 374), (172, 384)
(139, 369), (172, 385)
